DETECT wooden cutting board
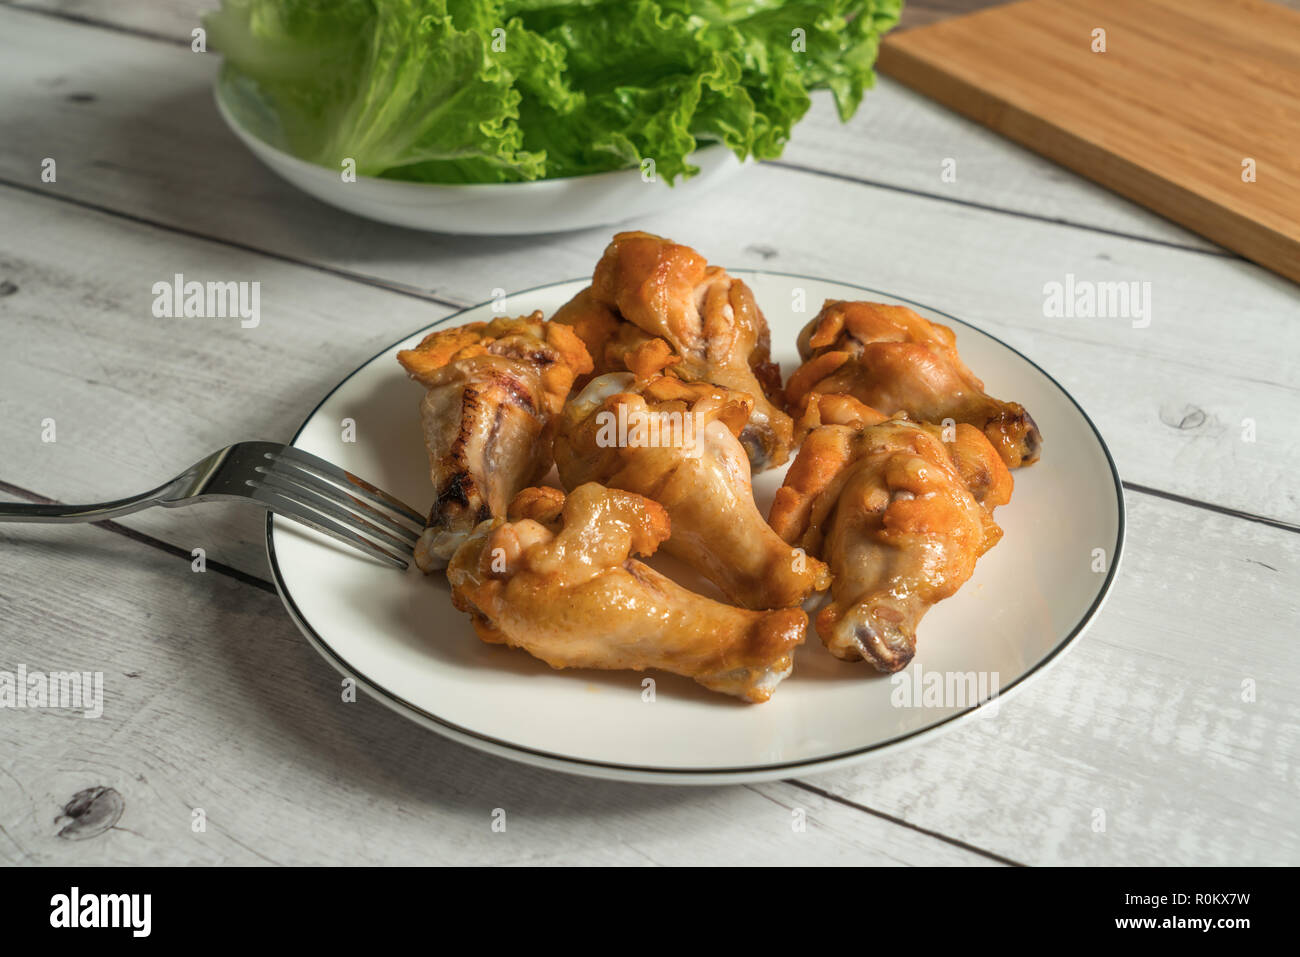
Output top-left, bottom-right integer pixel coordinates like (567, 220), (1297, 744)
(878, 0), (1300, 283)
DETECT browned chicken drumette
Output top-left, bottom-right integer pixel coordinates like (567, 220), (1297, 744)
(549, 286), (652, 386)
(793, 393), (1013, 511)
(786, 300), (1042, 469)
(397, 312), (592, 570)
(446, 483), (808, 703)
(553, 342), (830, 610)
(553, 231), (795, 470)
(770, 415), (1003, 672)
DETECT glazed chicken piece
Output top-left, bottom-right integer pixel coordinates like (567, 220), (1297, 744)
(549, 286), (654, 388)
(794, 393), (1013, 511)
(396, 312), (592, 570)
(770, 416), (1001, 671)
(786, 300), (1042, 468)
(553, 344), (830, 610)
(553, 231), (794, 470)
(447, 483), (808, 703)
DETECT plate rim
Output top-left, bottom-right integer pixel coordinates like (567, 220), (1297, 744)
(265, 272), (1127, 784)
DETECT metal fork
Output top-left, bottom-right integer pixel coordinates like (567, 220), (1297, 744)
(0, 442), (424, 569)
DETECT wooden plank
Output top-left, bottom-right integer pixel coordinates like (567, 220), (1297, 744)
(11, 0), (205, 40)
(0, 521), (995, 866)
(2, 172), (1297, 572)
(879, 0), (1300, 283)
(898, 0), (1016, 31)
(0, 181), (1294, 864)
(2, 410), (1295, 864)
(2, 0), (1222, 250)
(779, 88), (1221, 252)
(0, 0), (1294, 867)
(805, 490), (1300, 865)
(0, 186), (456, 579)
(898, 0), (1300, 31)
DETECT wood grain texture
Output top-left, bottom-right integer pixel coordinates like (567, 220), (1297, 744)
(810, 491), (1300, 865)
(0, 184), (457, 579)
(1, 5), (1297, 532)
(0, 154), (1297, 866)
(1, 0), (1298, 867)
(779, 87), (1220, 252)
(0, 524), (996, 866)
(898, 0), (1013, 31)
(1, 459), (1294, 864)
(1, 130), (1296, 541)
(1, 0), (1223, 249)
(895, 0), (1300, 31)
(880, 0), (1300, 282)
(23, 0), (1300, 36)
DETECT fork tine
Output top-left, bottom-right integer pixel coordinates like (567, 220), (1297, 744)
(259, 460), (421, 547)
(255, 487), (411, 569)
(254, 471), (417, 557)
(269, 446), (425, 530)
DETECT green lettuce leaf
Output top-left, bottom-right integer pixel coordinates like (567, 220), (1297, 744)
(206, 0), (902, 184)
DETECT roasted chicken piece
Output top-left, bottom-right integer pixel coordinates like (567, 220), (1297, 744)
(550, 286), (654, 388)
(770, 416), (1001, 671)
(786, 300), (1042, 468)
(397, 312), (592, 570)
(794, 393), (1013, 511)
(553, 231), (795, 470)
(553, 345), (830, 610)
(447, 483), (808, 703)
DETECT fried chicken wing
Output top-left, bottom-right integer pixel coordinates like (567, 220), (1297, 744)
(553, 353), (830, 610)
(770, 417), (1000, 671)
(553, 231), (794, 470)
(786, 300), (1042, 468)
(446, 483), (808, 702)
(397, 312), (592, 570)
(550, 286), (655, 387)
(793, 393), (1013, 510)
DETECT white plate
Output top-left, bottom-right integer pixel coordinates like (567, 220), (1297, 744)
(267, 274), (1125, 784)
(214, 76), (745, 235)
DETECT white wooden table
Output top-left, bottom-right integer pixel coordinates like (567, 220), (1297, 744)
(1, 0), (1297, 867)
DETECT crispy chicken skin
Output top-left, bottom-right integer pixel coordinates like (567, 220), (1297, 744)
(786, 300), (1042, 469)
(793, 393), (1013, 511)
(553, 347), (830, 610)
(552, 231), (795, 470)
(550, 287), (654, 387)
(446, 483), (808, 702)
(396, 312), (592, 570)
(770, 417), (1001, 672)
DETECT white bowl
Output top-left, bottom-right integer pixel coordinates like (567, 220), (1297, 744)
(213, 78), (746, 235)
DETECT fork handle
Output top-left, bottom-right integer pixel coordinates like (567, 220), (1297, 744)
(0, 484), (175, 523)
